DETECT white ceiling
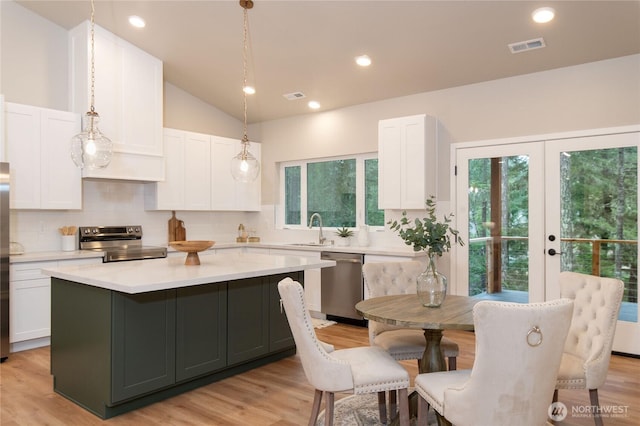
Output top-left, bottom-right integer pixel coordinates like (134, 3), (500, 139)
(17, 0), (640, 123)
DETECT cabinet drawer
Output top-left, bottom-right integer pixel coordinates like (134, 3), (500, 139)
(10, 261), (58, 281)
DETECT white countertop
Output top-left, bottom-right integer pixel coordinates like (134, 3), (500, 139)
(42, 252), (335, 294)
(11, 241), (424, 264)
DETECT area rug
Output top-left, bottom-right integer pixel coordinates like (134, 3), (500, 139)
(312, 318), (337, 329)
(315, 392), (436, 425)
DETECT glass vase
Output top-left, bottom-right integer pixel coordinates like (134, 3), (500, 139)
(417, 253), (447, 307)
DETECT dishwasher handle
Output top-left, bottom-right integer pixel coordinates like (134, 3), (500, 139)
(331, 258), (362, 264)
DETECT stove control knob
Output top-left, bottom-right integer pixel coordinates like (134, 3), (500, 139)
(92, 228), (98, 234)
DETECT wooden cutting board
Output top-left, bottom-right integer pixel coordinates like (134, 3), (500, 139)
(175, 220), (186, 242)
(169, 213), (186, 242)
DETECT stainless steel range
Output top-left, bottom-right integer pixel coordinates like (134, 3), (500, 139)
(79, 226), (167, 263)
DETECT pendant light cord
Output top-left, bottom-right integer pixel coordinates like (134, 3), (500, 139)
(241, 5), (249, 150)
(89, 0), (96, 114)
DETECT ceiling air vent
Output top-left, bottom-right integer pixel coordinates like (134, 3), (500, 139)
(508, 37), (546, 54)
(283, 91), (306, 100)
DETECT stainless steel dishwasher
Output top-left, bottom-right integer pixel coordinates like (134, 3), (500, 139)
(321, 251), (365, 323)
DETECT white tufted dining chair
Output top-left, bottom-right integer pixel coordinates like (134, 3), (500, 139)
(277, 278), (410, 426)
(415, 299), (574, 426)
(553, 271), (624, 426)
(362, 261), (459, 369)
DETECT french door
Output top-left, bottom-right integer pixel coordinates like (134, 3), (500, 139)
(453, 130), (639, 355)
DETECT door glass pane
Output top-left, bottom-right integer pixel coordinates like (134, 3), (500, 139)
(284, 166), (301, 225)
(364, 158), (384, 226)
(468, 155), (530, 302)
(559, 147), (638, 322)
(307, 159), (356, 227)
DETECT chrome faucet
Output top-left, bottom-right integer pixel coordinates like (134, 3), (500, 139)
(308, 213), (326, 245)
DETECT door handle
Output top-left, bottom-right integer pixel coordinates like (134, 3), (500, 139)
(548, 248), (562, 256)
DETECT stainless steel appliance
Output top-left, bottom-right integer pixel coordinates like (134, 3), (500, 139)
(79, 226), (167, 262)
(1, 162), (9, 362)
(320, 251), (365, 324)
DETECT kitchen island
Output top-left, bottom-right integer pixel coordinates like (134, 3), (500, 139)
(43, 252), (334, 419)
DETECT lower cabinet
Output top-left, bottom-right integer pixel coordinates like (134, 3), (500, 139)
(112, 290), (177, 402)
(227, 273), (295, 364)
(10, 257), (102, 352)
(176, 284), (227, 382)
(51, 271), (300, 419)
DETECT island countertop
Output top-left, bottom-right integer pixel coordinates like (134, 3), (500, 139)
(42, 252), (335, 294)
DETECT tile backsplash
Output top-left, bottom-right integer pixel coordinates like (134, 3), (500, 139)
(9, 180), (423, 254)
(10, 180), (259, 253)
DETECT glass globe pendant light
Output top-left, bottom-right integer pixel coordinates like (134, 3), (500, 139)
(70, 0), (113, 169)
(231, 0), (260, 183)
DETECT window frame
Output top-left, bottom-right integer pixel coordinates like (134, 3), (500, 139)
(277, 152), (383, 231)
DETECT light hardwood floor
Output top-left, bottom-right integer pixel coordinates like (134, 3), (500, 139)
(1, 324), (638, 425)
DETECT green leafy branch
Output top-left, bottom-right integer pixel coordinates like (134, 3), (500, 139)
(387, 196), (464, 256)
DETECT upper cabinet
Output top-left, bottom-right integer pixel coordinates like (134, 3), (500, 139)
(146, 129), (260, 212)
(69, 21), (164, 181)
(145, 128), (211, 211)
(378, 114), (437, 210)
(4, 102), (82, 209)
(210, 136), (261, 212)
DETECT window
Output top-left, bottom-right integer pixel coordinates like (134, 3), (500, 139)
(279, 154), (384, 229)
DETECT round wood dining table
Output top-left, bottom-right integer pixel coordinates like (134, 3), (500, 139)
(356, 294), (479, 374)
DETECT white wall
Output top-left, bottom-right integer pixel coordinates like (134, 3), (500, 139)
(0, 0), (68, 110)
(256, 54), (640, 205)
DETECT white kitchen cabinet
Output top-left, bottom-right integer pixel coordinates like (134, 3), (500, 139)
(147, 130), (259, 211)
(4, 102), (82, 209)
(211, 136), (261, 211)
(378, 114), (437, 209)
(9, 257), (101, 352)
(69, 21), (164, 181)
(270, 248), (322, 313)
(146, 128), (211, 210)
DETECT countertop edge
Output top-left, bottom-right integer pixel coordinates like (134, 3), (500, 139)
(13, 242), (424, 263)
(43, 253), (336, 294)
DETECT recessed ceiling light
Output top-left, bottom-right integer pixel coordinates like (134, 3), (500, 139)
(128, 15), (146, 28)
(308, 101), (321, 110)
(243, 86), (256, 95)
(355, 55), (372, 67)
(532, 7), (555, 24)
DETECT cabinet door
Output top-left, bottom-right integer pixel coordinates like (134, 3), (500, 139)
(153, 128), (185, 209)
(211, 136), (261, 211)
(378, 114), (436, 209)
(9, 276), (52, 342)
(402, 116), (428, 209)
(112, 290), (176, 402)
(121, 42), (163, 156)
(5, 103), (41, 208)
(227, 277), (269, 365)
(210, 136), (237, 210)
(176, 284), (227, 382)
(40, 109), (82, 209)
(236, 141), (261, 211)
(270, 249), (321, 312)
(378, 118), (402, 209)
(184, 131), (211, 210)
(268, 273), (299, 352)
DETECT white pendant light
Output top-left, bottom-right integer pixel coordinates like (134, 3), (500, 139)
(70, 0), (112, 170)
(231, 0), (260, 183)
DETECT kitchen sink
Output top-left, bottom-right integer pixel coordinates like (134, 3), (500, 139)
(286, 242), (332, 247)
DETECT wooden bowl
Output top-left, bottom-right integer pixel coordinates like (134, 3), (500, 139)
(169, 240), (215, 265)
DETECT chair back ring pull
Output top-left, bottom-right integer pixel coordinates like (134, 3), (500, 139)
(527, 326), (543, 347)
